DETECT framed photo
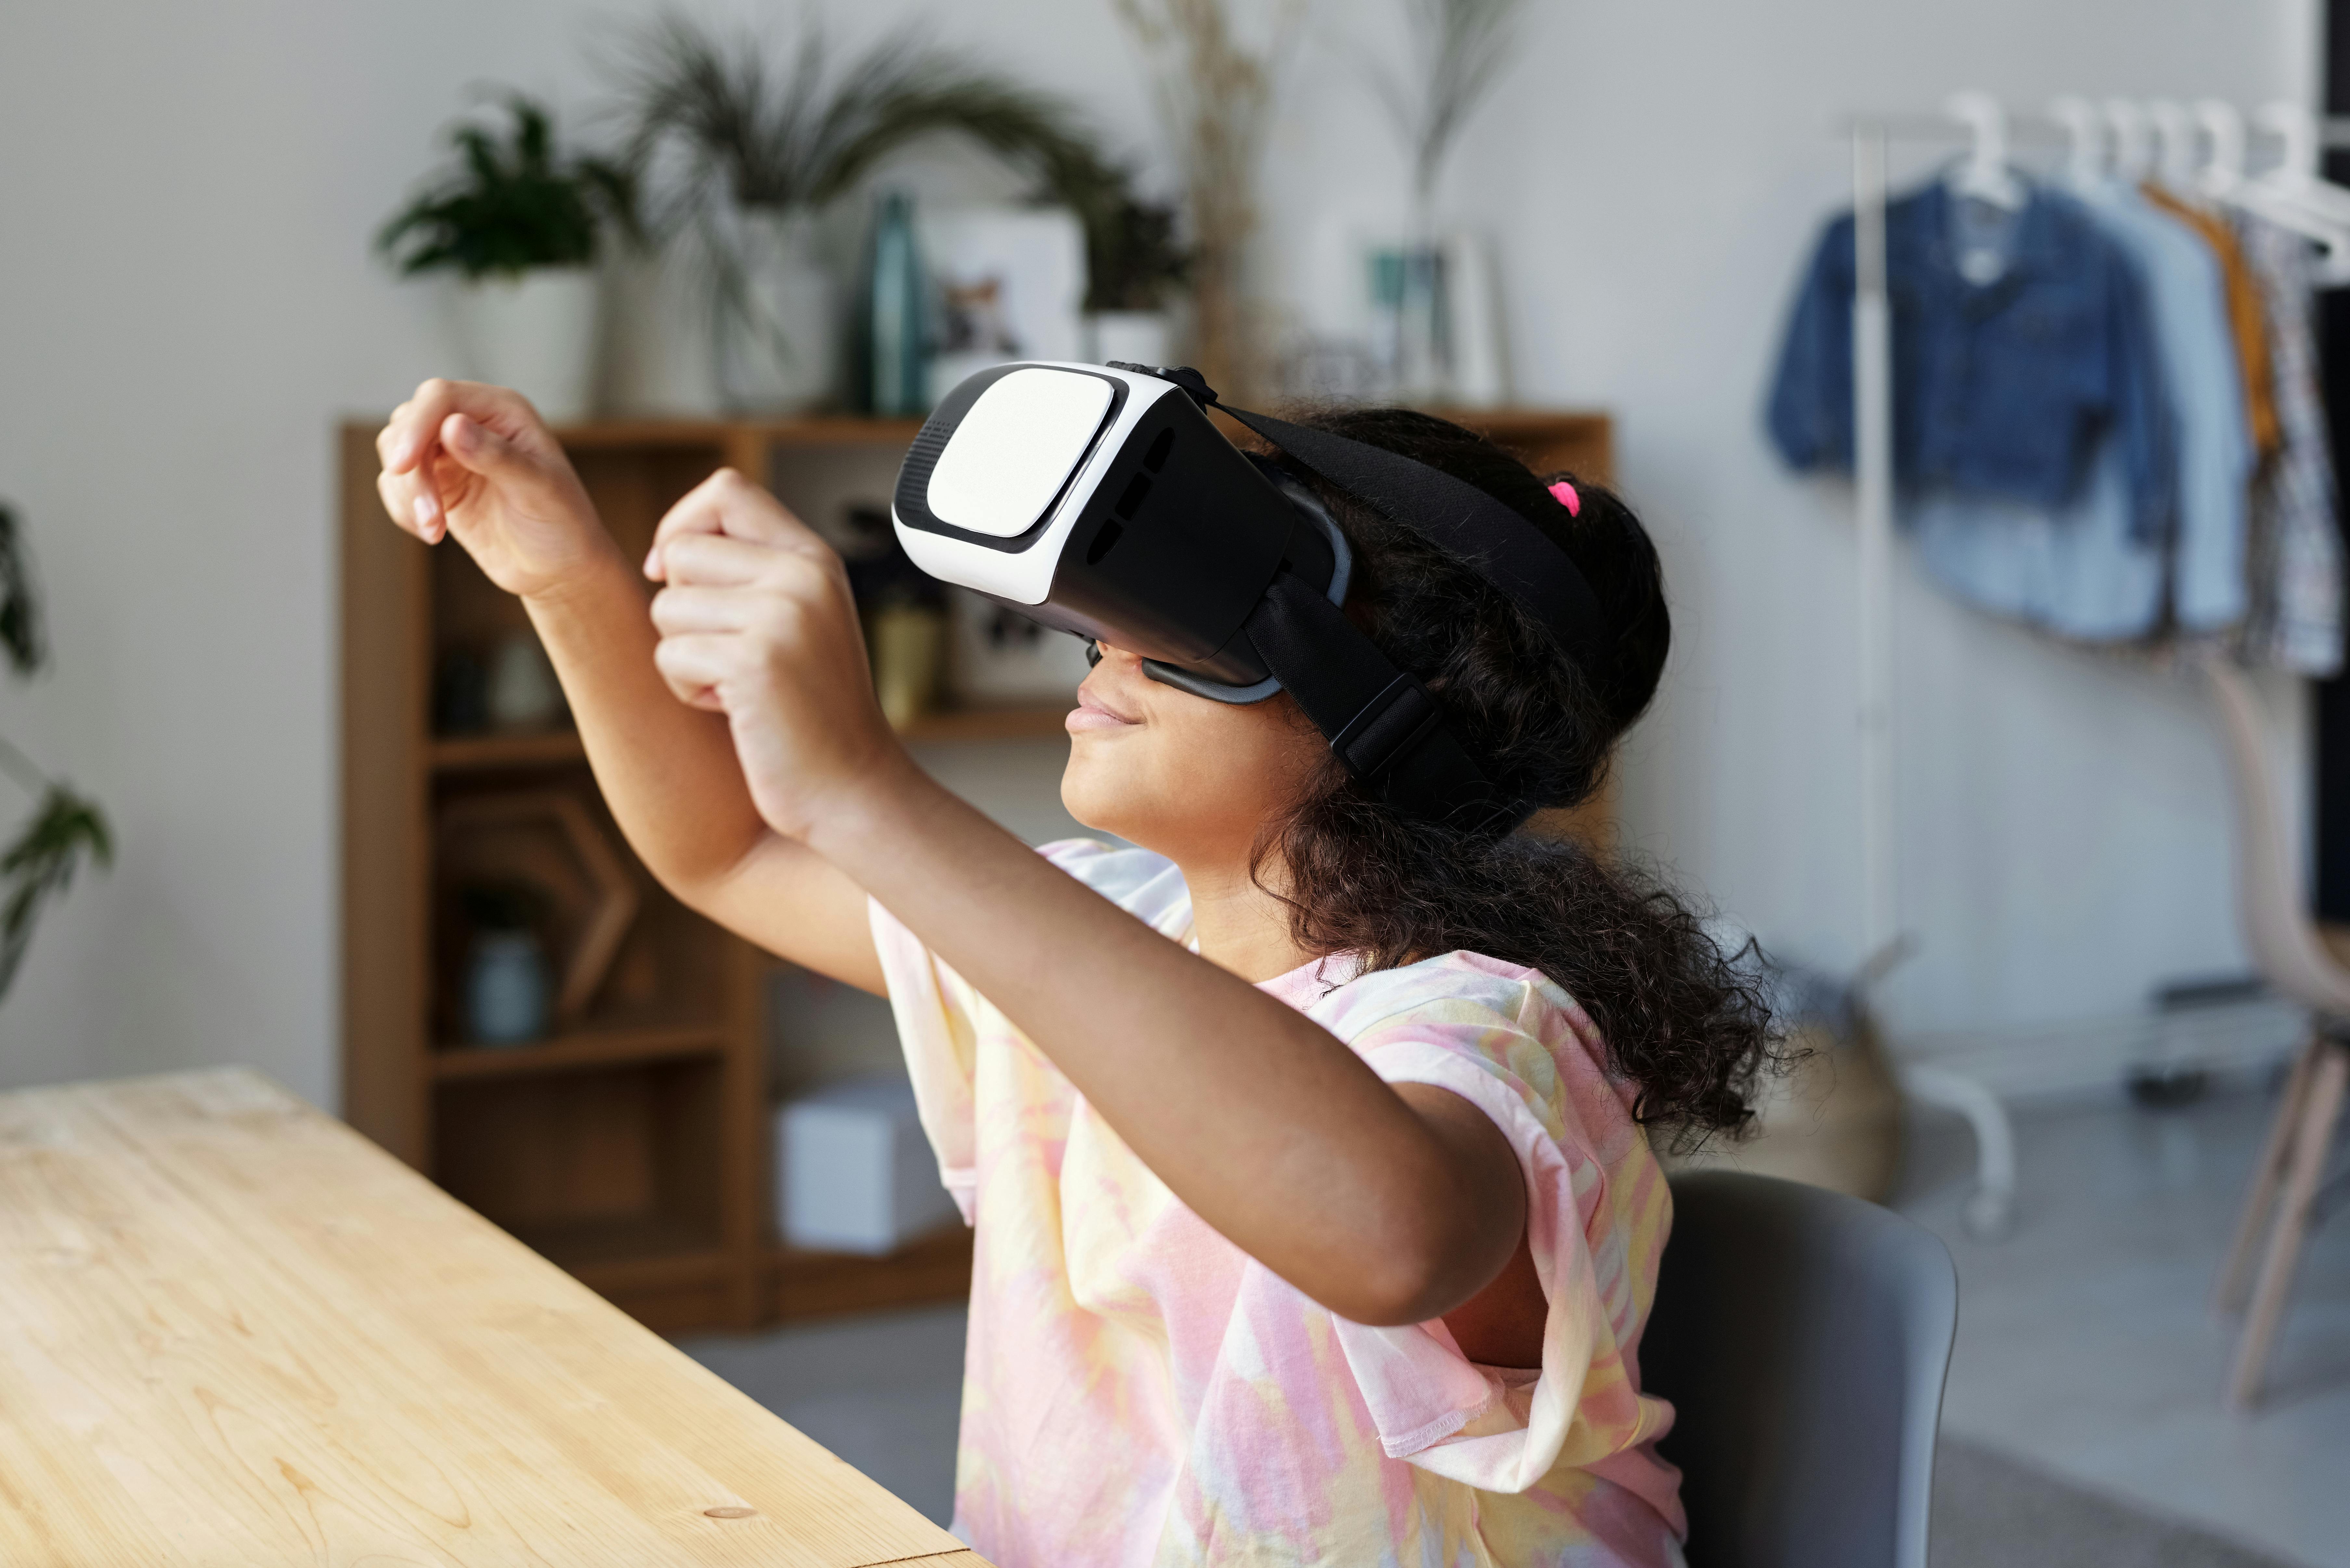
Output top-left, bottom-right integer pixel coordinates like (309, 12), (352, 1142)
(918, 205), (1087, 396)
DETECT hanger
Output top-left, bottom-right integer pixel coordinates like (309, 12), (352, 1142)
(2048, 95), (2107, 191)
(1944, 91), (2029, 210)
(2146, 100), (2202, 192)
(2243, 101), (2350, 282)
(2196, 100), (2248, 196)
(2252, 102), (2350, 222)
(2106, 99), (2155, 184)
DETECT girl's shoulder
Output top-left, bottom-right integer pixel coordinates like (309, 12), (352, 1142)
(1302, 948), (1585, 1045)
(1303, 950), (1642, 1148)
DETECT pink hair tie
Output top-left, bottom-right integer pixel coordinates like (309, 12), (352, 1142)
(1549, 479), (1581, 517)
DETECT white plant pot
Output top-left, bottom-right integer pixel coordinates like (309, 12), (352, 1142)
(445, 268), (600, 424)
(717, 210), (840, 414)
(601, 241), (721, 418)
(1085, 310), (1173, 368)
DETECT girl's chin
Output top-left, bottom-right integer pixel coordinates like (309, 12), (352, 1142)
(1060, 760), (1149, 835)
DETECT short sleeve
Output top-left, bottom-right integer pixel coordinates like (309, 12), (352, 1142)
(869, 838), (1188, 1224)
(869, 897), (984, 1222)
(1309, 974), (1679, 1515)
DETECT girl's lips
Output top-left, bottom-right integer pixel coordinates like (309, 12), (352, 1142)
(1066, 687), (1140, 734)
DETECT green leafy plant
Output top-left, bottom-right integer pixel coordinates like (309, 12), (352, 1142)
(378, 95), (634, 280)
(616, 13), (1182, 311)
(0, 503), (110, 1004)
(1043, 159), (1191, 314)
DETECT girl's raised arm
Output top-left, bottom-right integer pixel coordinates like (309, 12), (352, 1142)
(375, 379), (882, 993)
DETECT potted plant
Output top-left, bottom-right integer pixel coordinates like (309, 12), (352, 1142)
(0, 503), (110, 1005)
(378, 96), (632, 423)
(1078, 191), (1190, 368)
(616, 14), (1140, 414)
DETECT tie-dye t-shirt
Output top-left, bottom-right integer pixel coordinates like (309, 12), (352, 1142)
(869, 840), (1687, 1567)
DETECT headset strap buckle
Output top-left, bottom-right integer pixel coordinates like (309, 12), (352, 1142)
(1327, 673), (1446, 781)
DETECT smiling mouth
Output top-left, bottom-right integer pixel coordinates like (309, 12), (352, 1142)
(1066, 687), (1140, 734)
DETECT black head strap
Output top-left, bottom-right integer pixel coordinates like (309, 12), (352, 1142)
(1124, 365), (1605, 669)
(1246, 574), (1523, 834)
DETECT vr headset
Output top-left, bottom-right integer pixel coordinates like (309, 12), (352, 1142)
(890, 361), (1603, 831)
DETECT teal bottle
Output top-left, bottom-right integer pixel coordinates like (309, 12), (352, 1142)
(867, 191), (927, 416)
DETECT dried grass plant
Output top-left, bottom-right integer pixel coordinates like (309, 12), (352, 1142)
(1367, 0), (1529, 221)
(1112, 0), (1305, 399)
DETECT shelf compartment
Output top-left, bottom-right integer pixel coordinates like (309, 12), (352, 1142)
(429, 730), (587, 772)
(433, 1058), (723, 1274)
(432, 1023), (728, 1081)
(514, 1215), (727, 1277)
(767, 1225), (974, 1323)
(431, 774), (729, 1041)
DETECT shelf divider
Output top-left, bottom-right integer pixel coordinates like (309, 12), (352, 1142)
(431, 1023), (729, 1081)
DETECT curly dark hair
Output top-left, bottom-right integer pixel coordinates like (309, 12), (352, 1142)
(1254, 406), (1773, 1141)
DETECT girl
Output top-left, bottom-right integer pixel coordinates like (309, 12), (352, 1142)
(376, 379), (1769, 1568)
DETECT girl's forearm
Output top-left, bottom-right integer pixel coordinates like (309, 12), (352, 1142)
(812, 757), (1513, 1323)
(519, 553), (770, 893)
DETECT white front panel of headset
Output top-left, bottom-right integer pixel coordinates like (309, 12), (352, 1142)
(925, 368), (1115, 537)
(894, 364), (1177, 606)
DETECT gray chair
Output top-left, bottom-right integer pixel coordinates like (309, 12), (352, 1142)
(1642, 1171), (1959, 1568)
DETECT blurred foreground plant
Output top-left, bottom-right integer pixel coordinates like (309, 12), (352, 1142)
(0, 504), (110, 1003)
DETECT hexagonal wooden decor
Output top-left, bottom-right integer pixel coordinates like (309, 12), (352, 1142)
(436, 790), (640, 1028)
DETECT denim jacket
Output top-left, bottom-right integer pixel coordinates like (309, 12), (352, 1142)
(1768, 182), (2173, 541)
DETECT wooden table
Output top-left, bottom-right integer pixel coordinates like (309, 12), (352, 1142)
(0, 1069), (988, 1567)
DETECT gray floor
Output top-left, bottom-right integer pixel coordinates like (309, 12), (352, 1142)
(680, 1081), (2350, 1561)
(1897, 1082), (2350, 1568)
(1932, 1435), (2304, 1568)
(682, 1301), (969, 1525)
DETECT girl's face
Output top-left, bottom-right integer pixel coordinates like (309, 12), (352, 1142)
(1061, 641), (1327, 867)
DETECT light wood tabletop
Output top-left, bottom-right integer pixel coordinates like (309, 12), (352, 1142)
(0, 1068), (989, 1568)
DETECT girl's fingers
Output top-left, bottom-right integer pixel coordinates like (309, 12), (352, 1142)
(381, 378), (538, 473)
(375, 468), (445, 545)
(651, 632), (737, 710)
(377, 378), (540, 541)
(648, 584), (762, 637)
(376, 471), (428, 541)
(657, 531), (837, 592)
(645, 469), (832, 579)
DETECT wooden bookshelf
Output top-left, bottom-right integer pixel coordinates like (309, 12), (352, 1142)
(338, 413), (1030, 1338)
(340, 406), (1612, 1338)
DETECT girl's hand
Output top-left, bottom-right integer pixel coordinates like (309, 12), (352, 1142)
(375, 379), (615, 600)
(644, 469), (906, 841)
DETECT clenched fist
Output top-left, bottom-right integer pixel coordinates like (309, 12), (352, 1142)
(645, 469), (906, 842)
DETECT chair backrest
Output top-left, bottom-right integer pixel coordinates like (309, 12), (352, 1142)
(2201, 655), (2350, 1018)
(1642, 1171), (1958, 1568)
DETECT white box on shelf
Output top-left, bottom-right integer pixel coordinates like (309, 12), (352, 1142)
(775, 1073), (960, 1256)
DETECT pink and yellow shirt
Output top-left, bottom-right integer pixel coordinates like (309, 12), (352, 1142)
(871, 839), (1687, 1567)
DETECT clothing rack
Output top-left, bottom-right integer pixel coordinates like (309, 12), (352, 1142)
(1835, 105), (2350, 1237)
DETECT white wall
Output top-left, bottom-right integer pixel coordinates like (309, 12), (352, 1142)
(1266, 0), (2317, 1039)
(0, 0), (2315, 1103)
